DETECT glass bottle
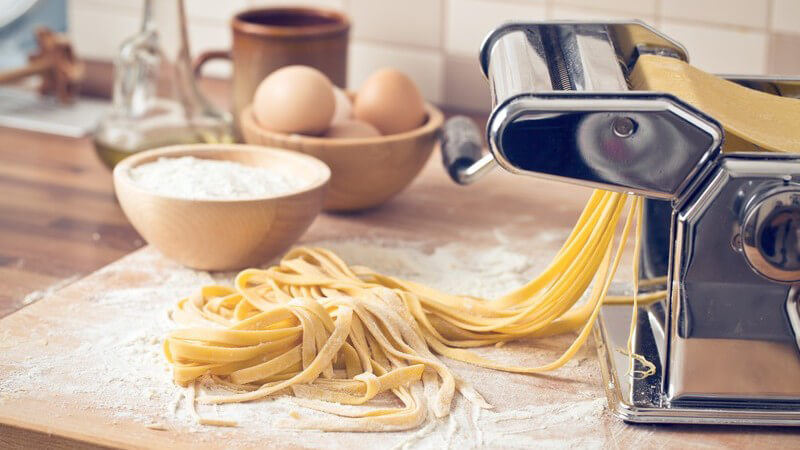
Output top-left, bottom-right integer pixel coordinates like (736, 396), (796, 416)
(93, 0), (232, 168)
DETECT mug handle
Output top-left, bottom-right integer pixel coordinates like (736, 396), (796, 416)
(193, 50), (232, 78)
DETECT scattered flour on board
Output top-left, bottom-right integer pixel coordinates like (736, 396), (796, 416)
(0, 234), (611, 448)
(21, 275), (80, 306)
(128, 156), (304, 200)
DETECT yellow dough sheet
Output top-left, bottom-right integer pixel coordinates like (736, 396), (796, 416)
(630, 54), (800, 153)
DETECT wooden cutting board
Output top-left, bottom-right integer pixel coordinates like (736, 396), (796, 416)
(1, 160), (797, 449)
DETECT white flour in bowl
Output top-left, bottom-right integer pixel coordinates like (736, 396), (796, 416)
(129, 156), (303, 200)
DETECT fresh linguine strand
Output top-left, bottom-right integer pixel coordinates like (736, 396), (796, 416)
(625, 197), (656, 379)
(164, 190), (650, 429)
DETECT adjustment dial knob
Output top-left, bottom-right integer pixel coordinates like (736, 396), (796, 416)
(742, 185), (800, 283)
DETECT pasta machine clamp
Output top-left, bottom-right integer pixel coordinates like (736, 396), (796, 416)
(441, 20), (800, 426)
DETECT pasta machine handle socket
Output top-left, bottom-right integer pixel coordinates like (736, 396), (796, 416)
(440, 116), (496, 185)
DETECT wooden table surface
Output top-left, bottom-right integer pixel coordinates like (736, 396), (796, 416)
(0, 126), (142, 319)
(0, 75), (231, 318)
(3, 115), (800, 449)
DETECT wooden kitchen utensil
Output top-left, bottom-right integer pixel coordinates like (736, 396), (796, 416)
(113, 144), (330, 271)
(194, 7), (350, 134)
(0, 27), (84, 103)
(240, 102), (443, 211)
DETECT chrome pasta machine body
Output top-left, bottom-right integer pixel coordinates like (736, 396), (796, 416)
(441, 21), (800, 426)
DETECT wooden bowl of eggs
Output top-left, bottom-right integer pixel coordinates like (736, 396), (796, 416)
(113, 144), (330, 271)
(241, 65), (444, 211)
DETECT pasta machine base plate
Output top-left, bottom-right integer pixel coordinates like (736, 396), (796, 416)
(595, 302), (800, 426)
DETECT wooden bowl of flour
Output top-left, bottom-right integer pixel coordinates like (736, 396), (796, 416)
(113, 144), (330, 271)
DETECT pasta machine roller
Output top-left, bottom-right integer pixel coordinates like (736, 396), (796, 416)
(441, 20), (800, 426)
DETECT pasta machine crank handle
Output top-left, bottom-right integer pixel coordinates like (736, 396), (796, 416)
(440, 116), (496, 185)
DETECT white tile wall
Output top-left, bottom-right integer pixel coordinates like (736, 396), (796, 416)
(349, 0), (442, 48)
(184, 0), (248, 23)
(348, 41), (444, 103)
(68, 0), (140, 60)
(768, 33), (800, 75)
(67, 0), (797, 113)
(660, 21), (769, 74)
(445, 0), (547, 56)
(443, 55), (491, 111)
(556, 0), (657, 16)
(660, 0), (769, 28)
(248, 0), (345, 10)
(548, 6), (656, 24)
(72, 0), (139, 12)
(771, 0), (800, 35)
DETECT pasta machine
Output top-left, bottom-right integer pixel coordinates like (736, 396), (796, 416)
(441, 21), (800, 426)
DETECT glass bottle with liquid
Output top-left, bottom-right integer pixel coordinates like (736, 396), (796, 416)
(93, 0), (232, 168)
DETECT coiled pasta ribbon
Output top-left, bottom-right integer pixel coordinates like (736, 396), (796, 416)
(164, 191), (650, 430)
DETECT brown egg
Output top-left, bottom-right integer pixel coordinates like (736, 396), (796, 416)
(353, 69), (426, 135)
(331, 87), (353, 124)
(323, 119), (381, 139)
(252, 65), (335, 135)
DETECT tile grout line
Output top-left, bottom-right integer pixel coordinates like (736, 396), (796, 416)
(766, 0), (774, 33)
(354, 36), (443, 54)
(765, 0), (776, 73)
(76, 0), (140, 14)
(547, 0), (770, 34)
(440, 0), (449, 108)
(654, 0), (661, 27)
(552, 0), (655, 18)
(641, 18), (766, 34)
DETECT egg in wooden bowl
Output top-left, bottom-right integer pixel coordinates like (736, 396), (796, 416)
(113, 144), (330, 271)
(241, 66), (444, 211)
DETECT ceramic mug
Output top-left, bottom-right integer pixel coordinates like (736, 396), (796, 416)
(194, 7), (350, 132)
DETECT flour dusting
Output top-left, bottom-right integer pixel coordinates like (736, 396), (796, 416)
(21, 275), (80, 306)
(0, 236), (611, 448)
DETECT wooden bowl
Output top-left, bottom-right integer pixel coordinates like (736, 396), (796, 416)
(240, 102), (444, 211)
(113, 144), (330, 271)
